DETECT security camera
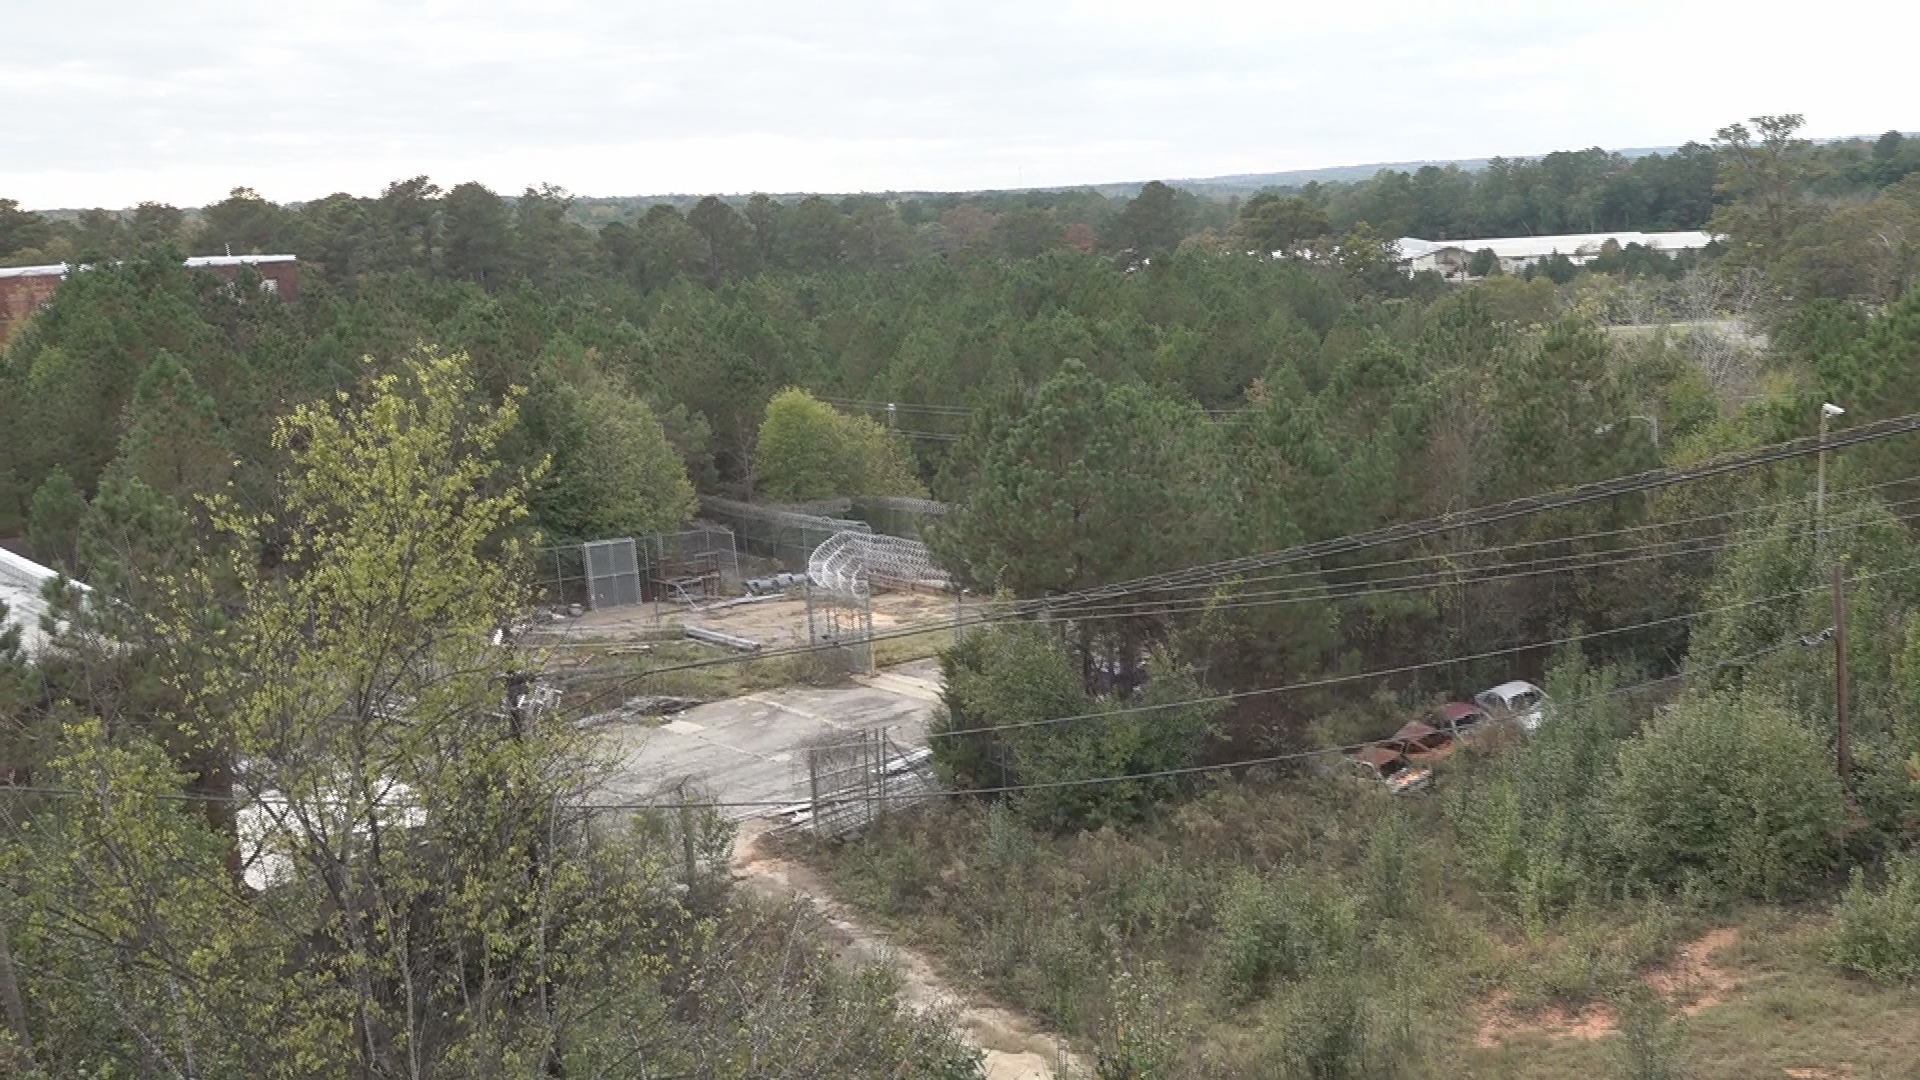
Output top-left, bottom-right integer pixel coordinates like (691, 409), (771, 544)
(1822, 402), (1846, 417)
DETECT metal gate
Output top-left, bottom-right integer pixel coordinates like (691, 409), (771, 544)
(583, 538), (641, 610)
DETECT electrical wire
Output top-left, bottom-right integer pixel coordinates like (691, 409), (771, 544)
(1029, 473), (1920, 603)
(553, 483), (1920, 710)
(917, 560), (1919, 741)
(0, 628), (1822, 814)
(936, 499), (1920, 623)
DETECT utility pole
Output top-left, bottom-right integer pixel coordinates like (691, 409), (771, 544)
(1818, 402), (1845, 552)
(1833, 559), (1851, 786)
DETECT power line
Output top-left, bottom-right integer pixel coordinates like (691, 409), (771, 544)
(0, 630), (1821, 816)
(966, 499), (1920, 623)
(1036, 413), (1920, 616)
(551, 419), (1920, 726)
(578, 629), (1836, 809)
(1060, 474), (1920, 603)
(920, 560), (1920, 741)
(553, 487), (1920, 709)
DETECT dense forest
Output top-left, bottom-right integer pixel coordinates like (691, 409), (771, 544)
(5, 113), (1920, 1076)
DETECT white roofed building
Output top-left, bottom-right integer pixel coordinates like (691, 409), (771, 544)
(0, 546), (84, 658)
(1397, 230), (1714, 280)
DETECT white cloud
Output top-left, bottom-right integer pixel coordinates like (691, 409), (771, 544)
(3, 0), (1916, 208)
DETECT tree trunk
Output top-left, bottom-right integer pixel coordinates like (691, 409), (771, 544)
(0, 911), (31, 1068)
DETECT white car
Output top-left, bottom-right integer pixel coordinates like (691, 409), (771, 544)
(1474, 680), (1548, 732)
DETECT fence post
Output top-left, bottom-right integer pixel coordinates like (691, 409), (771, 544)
(678, 786), (697, 889)
(808, 748), (821, 830)
(877, 725), (889, 825)
(861, 586), (876, 675)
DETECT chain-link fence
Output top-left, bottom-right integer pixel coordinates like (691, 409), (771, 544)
(585, 538), (642, 609)
(533, 527), (743, 610)
(789, 727), (935, 836)
(642, 526), (743, 602)
(850, 495), (948, 540)
(700, 496), (871, 572)
(533, 545), (590, 610)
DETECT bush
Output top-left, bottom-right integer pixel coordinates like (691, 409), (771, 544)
(1207, 867), (1358, 1006)
(1827, 855), (1920, 983)
(1606, 690), (1845, 900)
(1446, 653), (1625, 919)
(753, 387), (924, 500)
(1614, 986), (1682, 1080)
(1261, 972), (1417, 1079)
(1360, 807), (1414, 922)
(541, 374), (698, 539)
(933, 624), (1220, 830)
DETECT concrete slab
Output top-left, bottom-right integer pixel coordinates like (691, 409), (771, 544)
(598, 662), (943, 816)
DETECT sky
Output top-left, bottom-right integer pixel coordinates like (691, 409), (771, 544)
(5, 0), (1917, 210)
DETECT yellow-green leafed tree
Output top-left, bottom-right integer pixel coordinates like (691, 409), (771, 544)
(752, 387), (925, 501)
(3, 348), (671, 1076)
(206, 348), (664, 1074)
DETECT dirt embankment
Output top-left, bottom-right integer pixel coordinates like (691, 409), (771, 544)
(731, 820), (1085, 1080)
(1473, 926), (1743, 1048)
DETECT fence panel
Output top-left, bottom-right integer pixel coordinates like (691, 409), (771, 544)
(700, 496), (871, 572)
(584, 538), (641, 610)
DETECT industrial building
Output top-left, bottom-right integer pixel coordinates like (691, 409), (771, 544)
(1396, 230), (1714, 280)
(0, 545), (80, 660)
(0, 253), (299, 346)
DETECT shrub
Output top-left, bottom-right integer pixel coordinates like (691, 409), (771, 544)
(753, 387), (924, 500)
(1614, 986), (1682, 1080)
(933, 624), (1220, 830)
(1827, 855), (1920, 983)
(1261, 972), (1417, 1079)
(1095, 963), (1178, 1080)
(1445, 653), (1624, 918)
(1360, 807), (1414, 922)
(1606, 689), (1844, 900)
(1207, 867), (1358, 1006)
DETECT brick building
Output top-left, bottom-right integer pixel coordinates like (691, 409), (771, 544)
(0, 254), (299, 347)
(0, 264), (65, 347)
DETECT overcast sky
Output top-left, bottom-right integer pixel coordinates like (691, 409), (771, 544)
(5, 1), (1916, 210)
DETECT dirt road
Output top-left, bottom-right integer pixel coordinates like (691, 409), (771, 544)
(732, 820), (1085, 1080)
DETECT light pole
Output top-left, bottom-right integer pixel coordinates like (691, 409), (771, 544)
(1594, 414), (1659, 448)
(1818, 402), (1845, 550)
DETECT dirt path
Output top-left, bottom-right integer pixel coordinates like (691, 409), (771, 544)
(732, 820), (1086, 1080)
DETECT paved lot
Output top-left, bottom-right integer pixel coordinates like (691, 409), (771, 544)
(597, 659), (943, 816)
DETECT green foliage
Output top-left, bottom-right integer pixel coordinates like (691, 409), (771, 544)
(540, 371), (698, 539)
(934, 623), (1220, 830)
(1826, 855), (1920, 983)
(932, 362), (1225, 598)
(105, 351), (232, 503)
(1206, 867), (1358, 1006)
(3, 347), (981, 1077)
(1607, 689), (1845, 900)
(753, 387), (925, 501)
(1446, 652), (1626, 919)
(1614, 986), (1682, 1080)
(25, 469), (84, 572)
(1261, 971), (1418, 1080)
(1094, 962), (1178, 1080)
(1236, 194), (1332, 257)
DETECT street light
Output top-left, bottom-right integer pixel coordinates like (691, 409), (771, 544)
(1818, 402), (1845, 550)
(1594, 414), (1659, 448)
